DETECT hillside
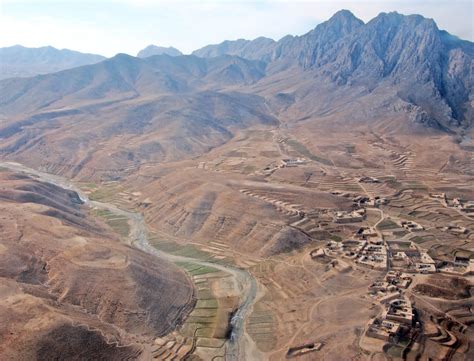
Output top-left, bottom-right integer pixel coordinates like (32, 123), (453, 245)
(0, 53), (274, 179)
(0, 167), (194, 359)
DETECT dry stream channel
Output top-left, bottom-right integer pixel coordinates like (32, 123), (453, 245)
(0, 162), (263, 361)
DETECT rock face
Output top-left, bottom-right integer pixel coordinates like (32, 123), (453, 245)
(0, 45), (105, 79)
(137, 45), (183, 58)
(193, 10), (474, 128)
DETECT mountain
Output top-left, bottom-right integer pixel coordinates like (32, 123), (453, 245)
(0, 53), (268, 115)
(0, 53), (273, 178)
(137, 45), (183, 58)
(0, 45), (106, 79)
(1, 11), (473, 360)
(193, 10), (473, 128)
(0, 10), (472, 181)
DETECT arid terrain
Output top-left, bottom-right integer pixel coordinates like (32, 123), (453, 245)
(0, 166), (195, 359)
(0, 9), (473, 361)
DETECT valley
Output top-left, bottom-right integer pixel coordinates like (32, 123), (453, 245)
(0, 8), (473, 361)
(2, 112), (472, 360)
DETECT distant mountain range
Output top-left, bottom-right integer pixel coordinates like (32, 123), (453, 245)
(0, 45), (105, 79)
(137, 45), (183, 58)
(0, 10), (472, 178)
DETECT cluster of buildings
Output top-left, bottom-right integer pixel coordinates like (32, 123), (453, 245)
(431, 192), (474, 217)
(399, 220), (424, 231)
(317, 239), (366, 260)
(366, 270), (415, 342)
(315, 238), (388, 270)
(441, 224), (468, 235)
(357, 241), (388, 270)
(353, 195), (388, 207)
(366, 297), (414, 342)
(333, 208), (366, 223)
(438, 255), (474, 276)
(452, 198), (474, 216)
(319, 232), (470, 277)
(316, 235), (442, 274)
(387, 240), (436, 273)
(368, 271), (412, 303)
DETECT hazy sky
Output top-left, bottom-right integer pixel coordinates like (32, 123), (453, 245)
(0, 0), (473, 57)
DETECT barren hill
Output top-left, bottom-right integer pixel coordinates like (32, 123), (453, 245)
(0, 53), (274, 179)
(0, 168), (194, 360)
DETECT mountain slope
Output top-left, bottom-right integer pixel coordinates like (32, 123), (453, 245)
(0, 53), (274, 179)
(0, 45), (106, 79)
(0, 168), (194, 359)
(193, 10), (473, 128)
(0, 53), (268, 115)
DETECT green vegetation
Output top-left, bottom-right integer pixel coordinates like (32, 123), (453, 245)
(196, 338), (226, 348)
(157, 241), (214, 260)
(175, 261), (219, 276)
(91, 208), (130, 238)
(330, 234), (343, 242)
(410, 234), (435, 244)
(77, 181), (98, 191)
(149, 236), (235, 265)
(376, 218), (399, 230)
(88, 183), (122, 202)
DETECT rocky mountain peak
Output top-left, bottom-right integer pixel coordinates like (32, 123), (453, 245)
(325, 9), (365, 29)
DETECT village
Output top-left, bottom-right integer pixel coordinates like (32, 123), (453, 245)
(309, 209), (473, 355)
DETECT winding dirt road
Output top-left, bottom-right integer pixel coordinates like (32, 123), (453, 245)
(0, 162), (263, 361)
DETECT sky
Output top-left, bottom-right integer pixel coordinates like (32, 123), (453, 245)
(0, 0), (473, 57)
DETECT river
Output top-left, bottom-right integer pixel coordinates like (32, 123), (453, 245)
(0, 161), (263, 361)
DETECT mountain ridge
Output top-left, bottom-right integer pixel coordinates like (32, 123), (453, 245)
(0, 10), (472, 181)
(0, 45), (106, 80)
(192, 10), (473, 128)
